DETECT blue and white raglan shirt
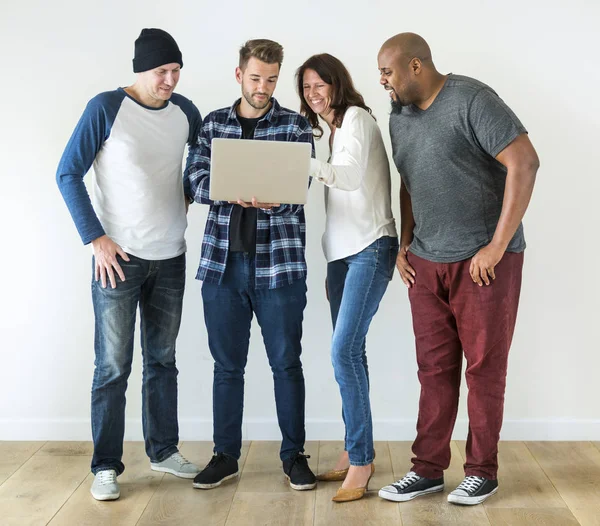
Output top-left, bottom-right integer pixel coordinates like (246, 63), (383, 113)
(57, 88), (201, 260)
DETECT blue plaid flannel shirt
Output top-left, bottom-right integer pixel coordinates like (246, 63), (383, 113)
(184, 98), (315, 289)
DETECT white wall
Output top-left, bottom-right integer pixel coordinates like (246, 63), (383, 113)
(1, 0), (599, 442)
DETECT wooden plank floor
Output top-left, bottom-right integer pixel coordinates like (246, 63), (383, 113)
(0, 441), (598, 525)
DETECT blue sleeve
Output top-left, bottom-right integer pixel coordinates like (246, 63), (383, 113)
(170, 94), (203, 198)
(56, 91), (122, 245)
(266, 117), (315, 216)
(184, 113), (226, 206)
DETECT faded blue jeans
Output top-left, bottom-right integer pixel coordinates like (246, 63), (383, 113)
(90, 253), (185, 475)
(327, 236), (398, 466)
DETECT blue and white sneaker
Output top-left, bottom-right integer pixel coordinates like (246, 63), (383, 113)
(379, 471), (444, 502)
(447, 476), (498, 505)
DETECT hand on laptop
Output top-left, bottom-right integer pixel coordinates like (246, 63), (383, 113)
(229, 197), (281, 210)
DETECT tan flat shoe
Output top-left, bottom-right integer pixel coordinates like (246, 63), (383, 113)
(332, 464), (375, 503)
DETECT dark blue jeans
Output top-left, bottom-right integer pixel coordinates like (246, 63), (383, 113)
(327, 236), (398, 465)
(90, 253), (185, 475)
(202, 252), (307, 461)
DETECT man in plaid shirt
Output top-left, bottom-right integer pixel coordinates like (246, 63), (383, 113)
(184, 39), (317, 492)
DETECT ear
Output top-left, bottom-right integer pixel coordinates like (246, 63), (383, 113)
(235, 66), (243, 85)
(411, 58), (422, 76)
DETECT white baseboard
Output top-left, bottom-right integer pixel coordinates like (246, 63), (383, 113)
(2, 418), (599, 441)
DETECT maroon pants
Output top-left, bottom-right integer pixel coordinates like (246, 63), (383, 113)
(407, 251), (523, 480)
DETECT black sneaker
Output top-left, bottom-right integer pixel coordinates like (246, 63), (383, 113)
(447, 476), (498, 505)
(378, 471), (444, 502)
(283, 453), (317, 491)
(192, 453), (239, 489)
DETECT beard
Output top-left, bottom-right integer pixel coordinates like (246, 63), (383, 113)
(386, 88), (408, 114)
(390, 89), (415, 114)
(242, 89), (271, 110)
(390, 98), (403, 114)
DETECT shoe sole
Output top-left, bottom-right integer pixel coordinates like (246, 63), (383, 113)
(378, 484), (444, 502)
(151, 465), (199, 479)
(91, 490), (120, 501)
(285, 474), (317, 491)
(447, 486), (498, 505)
(192, 471), (239, 489)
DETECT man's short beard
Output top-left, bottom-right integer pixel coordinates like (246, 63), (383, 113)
(390, 98), (403, 114)
(243, 90), (271, 110)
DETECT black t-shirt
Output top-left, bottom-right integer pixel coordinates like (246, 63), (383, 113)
(229, 115), (260, 254)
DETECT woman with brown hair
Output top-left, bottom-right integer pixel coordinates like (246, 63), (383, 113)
(296, 54), (398, 502)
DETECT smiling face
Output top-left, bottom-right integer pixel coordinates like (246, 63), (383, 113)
(138, 63), (181, 105)
(377, 47), (419, 108)
(301, 68), (333, 119)
(236, 57), (279, 112)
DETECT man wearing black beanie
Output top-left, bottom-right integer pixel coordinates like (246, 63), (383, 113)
(57, 28), (201, 501)
(128, 28), (184, 107)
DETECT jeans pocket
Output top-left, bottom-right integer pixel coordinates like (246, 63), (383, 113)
(376, 244), (398, 281)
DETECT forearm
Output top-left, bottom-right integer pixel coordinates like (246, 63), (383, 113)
(491, 165), (537, 250)
(185, 136), (220, 205)
(310, 159), (361, 191)
(57, 173), (105, 244)
(186, 164), (224, 206)
(399, 181), (415, 247)
(192, 174), (216, 205)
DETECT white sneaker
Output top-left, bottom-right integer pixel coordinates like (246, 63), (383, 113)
(151, 451), (200, 479)
(379, 471), (444, 502)
(91, 469), (120, 501)
(447, 476), (498, 505)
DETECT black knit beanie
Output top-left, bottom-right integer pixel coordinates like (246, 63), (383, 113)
(132, 28), (183, 73)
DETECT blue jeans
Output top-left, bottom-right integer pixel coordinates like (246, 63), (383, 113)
(327, 236), (398, 466)
(202, 252), (307, 461)
(90, 253), (185, 475)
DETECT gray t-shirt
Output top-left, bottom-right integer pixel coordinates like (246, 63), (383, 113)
(390, 74), (527, 263)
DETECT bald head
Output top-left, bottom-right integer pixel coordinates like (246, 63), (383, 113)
(379, 32), (432, 64)
(378, 32), (444, 109)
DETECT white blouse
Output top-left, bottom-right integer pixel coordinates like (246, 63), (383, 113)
(310, 106), (397, 262)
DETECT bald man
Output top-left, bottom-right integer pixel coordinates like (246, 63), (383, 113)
(376, 33), (539, 506)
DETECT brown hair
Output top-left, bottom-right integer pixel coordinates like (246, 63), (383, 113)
(239, 39), (284, 70)
(296, 53), (373, 139)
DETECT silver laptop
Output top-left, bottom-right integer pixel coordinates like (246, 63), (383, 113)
(209, 138), (311, 205)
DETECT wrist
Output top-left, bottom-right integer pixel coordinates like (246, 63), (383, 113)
(400, 236), (413, 249)
(91, 234), (106, 247)
(489, 238), (508, 252)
